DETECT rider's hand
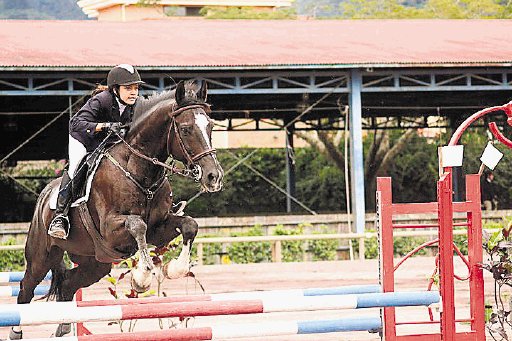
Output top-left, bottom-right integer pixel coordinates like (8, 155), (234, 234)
(102, 122), (123, 134)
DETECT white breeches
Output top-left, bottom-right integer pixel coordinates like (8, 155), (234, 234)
(68, 135), (87, 179)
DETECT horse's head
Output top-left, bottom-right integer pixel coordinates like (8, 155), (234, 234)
(167, 80), (224, 192)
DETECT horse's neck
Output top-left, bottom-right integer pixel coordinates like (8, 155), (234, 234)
(128, 108), (171, 162)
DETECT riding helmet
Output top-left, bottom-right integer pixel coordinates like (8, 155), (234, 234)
(107, 64), (144, 88)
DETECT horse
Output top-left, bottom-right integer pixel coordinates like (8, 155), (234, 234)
(8, 80), (224, 340)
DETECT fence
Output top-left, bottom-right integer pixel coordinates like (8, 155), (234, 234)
(0, 229), (488, 265)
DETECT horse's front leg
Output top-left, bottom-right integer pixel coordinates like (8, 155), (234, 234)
(152, 215), (198, 280)
(125, 215), (154, 292)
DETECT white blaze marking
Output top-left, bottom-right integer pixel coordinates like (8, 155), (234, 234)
(194, 113), (212, 148)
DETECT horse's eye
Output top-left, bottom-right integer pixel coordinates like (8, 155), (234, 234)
(181, 126), (192, 135)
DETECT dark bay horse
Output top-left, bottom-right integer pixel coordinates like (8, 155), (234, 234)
(9, 80), (223, 339)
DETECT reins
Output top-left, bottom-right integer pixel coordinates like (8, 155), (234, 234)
(106, 103), (216, 198)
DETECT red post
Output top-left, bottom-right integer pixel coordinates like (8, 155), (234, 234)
(75, 288), (92, 336)
(437, 172), (456, 339)
(465, 174), (485, 340)
(377, 177), (396, 339)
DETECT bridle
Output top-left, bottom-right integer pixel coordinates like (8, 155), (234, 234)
(166, 103), (217, 173)
(113, 103), (216, 182)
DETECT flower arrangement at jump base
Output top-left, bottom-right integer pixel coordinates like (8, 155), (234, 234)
(481, 222), (512, 340)
(102, 242), (205, 333)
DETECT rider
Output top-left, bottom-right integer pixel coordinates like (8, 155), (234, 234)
(48, 64), (144, 239)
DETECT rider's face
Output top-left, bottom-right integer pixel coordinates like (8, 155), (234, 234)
(119, 84), (139, 105)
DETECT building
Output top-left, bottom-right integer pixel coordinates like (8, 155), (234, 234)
(77, 0), (294, 21)
(1, 19), (512, 231)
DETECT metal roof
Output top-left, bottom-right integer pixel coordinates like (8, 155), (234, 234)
(1, 19), (512, 69)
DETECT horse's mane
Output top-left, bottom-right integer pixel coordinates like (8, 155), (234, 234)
(131, 89), (176, 129)
(130, 80), (209, 130)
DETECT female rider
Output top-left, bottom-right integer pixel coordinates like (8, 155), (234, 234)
(48, 64), (144, 239)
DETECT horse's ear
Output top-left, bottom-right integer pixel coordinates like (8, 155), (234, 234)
(175, 81), (185, 105)
(198, 80), (207, 102)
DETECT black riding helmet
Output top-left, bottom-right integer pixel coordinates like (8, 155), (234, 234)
(107, 64), (144, 89)
(107, 64), (144, 105)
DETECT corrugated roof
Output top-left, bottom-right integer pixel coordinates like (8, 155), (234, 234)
(1, 19), (512, 69)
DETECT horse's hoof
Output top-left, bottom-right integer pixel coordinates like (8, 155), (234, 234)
(163, 260), (189, 280)
(8, 328), (22, 340)
(130, 278), (151, 293)
(54, 323), (71, 337)
(130, 270), (152, 293)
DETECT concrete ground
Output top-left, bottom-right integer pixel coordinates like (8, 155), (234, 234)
(0, 257), (501, 340)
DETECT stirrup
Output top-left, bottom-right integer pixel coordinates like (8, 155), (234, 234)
(48, 214), (70, 240)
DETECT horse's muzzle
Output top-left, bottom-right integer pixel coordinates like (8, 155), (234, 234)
(202, 165), (223, 193)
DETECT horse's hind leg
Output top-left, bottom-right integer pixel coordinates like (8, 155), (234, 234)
(10, 239), (64, 339)
(51, 254), (112, 337)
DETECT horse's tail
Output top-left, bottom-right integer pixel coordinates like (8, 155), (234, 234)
(41, 260), (66, 301)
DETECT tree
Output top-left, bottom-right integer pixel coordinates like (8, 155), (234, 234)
(0, 0), (87, 20)
(339, 0), (423, 18)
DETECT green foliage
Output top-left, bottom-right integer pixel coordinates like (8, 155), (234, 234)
(0, 238), (25, 271)
(295, 148), (345, 212)
(136, 0), (161, 7)
(295, 0), (512, 19)
(461, 129), (512, 208)
(0, 160), (65, 222)
(351, 236), (379, 259)
(453, 229), (468, 255)
(394, 236), (428, 257)
(172, 149), (288, 217)
(339, 0), (424, 18)
(227, 226), (271, 264)
(308, 225), (338, 261)
(0, 0), (87, 20)
(273, 224), (305, 262)
(385, 133), (439, 204)
(200, 6), (297, 19)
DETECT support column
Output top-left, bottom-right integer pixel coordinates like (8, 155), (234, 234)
(349, 69), (366, 233)
(285, 126), (296, 213)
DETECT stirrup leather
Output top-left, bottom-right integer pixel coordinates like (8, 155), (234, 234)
(48, 214), (70, 239)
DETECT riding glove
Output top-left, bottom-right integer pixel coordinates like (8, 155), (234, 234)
(102, 122), (124, 134)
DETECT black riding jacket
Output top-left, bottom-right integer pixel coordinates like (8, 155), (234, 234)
(69, 90), (135, 152)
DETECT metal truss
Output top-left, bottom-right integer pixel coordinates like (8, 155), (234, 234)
(1, 68), (512, 96)
(0, 71), (350, 96)
(361, 68), (512, 92)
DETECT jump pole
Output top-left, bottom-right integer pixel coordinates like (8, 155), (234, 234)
(0, 272), (51, 283)
(0, 285), (49, 297)
(0, 316), (383, 341)
(74, 284), (381, 307)
(0, 291), (439, 327)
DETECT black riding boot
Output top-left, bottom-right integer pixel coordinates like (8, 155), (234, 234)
(48, 170), (73, 239)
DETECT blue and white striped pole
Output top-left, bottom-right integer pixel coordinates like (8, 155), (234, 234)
(0, 272), (51, 283)
(0, 291), (439, 327)
(1, 316), (382, 341)
(0, 285), (49, 297)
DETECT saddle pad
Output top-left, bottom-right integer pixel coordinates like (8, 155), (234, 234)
(49, 154), (105, 210)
